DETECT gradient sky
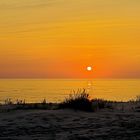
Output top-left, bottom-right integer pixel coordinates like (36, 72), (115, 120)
(0, 0), (140, 78)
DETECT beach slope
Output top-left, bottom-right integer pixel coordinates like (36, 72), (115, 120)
(0, 109), (140, 140)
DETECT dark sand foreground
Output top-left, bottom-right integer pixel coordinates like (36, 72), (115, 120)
(0, 108), (140, 140)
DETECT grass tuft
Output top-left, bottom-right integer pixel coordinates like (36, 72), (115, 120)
(59, 89), (92, 112)
(59, 89), (114, 112)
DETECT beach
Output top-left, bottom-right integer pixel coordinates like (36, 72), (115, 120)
(0, 105), (140, 140)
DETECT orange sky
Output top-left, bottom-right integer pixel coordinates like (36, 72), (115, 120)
(0, 0), (140, 78)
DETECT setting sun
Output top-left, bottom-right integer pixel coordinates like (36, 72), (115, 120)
(87, 66), (92, 71)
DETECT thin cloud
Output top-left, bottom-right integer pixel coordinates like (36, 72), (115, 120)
(0, 0), (57, 9)
(1, 25), (63, 35)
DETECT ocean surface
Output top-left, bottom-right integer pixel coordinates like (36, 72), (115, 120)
(0, 79), (140, 103)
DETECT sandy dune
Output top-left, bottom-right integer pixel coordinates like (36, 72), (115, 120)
(0, 109), (140, 140)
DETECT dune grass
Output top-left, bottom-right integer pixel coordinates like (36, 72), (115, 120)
(59, 89), (114, 112)
(1, 89), (140, 112)
(59, 89), (93, 111)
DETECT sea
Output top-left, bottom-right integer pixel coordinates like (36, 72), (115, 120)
(0, 79), (140, 103)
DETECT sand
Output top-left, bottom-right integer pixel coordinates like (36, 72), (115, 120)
(0, 108), (140, 140)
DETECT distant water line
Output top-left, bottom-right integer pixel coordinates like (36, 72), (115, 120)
(0, 79), (140, 103)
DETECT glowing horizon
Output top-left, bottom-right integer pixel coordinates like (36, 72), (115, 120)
(0, 0), (140, 78)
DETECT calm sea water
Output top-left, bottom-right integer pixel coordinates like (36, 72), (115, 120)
(0, 79), (140, 103)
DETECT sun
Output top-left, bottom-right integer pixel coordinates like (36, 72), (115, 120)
(87, 66), (92, 71)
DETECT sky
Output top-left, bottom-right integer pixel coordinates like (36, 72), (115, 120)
(0, 0), (140, 78)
